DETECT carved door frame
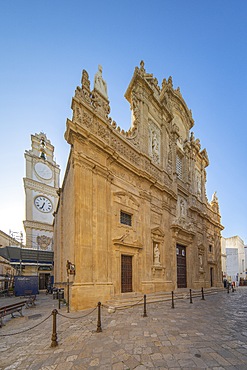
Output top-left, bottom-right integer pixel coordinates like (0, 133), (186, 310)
(176, 244), (187, 288)
(121, 255), (133, 293)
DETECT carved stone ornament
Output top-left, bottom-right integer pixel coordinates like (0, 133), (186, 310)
(149, 122), (160, 164)
(37, 235), (52, 250)
(167, 141), (172, 174)
(196, 169), (202, 196)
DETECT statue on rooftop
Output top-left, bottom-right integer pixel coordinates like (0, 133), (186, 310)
(94, 65), (108, 99)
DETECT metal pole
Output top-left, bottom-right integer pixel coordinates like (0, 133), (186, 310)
(201, 287), (205, 300)
(189, 289), (193, 304)
(143, 294), (147, 317)
(51, 309), (58, 347)
(171, 291), (175, 309)
(97, 302), (102, 332)
(67, 273), (70, 313)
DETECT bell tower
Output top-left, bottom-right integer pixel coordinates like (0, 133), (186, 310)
(23, 132), (60, 250)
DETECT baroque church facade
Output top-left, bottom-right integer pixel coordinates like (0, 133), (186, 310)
(54, 62), (223, 310)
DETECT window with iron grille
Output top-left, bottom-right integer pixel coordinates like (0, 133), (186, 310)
(176, 154), (183, 180)
(120, 211), (132, 226)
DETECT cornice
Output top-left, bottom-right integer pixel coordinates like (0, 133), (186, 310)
(23, 220), (54, 232)
(23, 178), (59, 197)
(24, 151), (60, 169)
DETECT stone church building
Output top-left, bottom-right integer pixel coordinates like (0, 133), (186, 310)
(54, 62), (223, 310)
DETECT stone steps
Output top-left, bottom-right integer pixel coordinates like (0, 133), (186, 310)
(104, 287), (224, 310)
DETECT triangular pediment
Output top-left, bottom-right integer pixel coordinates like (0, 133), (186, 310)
(151, 227), (165, 237)
(113, 191), (140, 207)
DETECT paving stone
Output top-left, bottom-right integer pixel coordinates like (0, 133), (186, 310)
(2, 288), (247, 369)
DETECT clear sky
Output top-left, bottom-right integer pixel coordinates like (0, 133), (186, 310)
(0, 1), (246, 243)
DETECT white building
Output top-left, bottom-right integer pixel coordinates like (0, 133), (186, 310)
(221, 237), (227, 279)
(222, 236), (245, 284)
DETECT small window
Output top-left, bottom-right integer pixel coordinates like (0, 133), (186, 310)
(209, 245), (213, 253)
(176, 154), (183, 180)
(120, 211), (132, 226)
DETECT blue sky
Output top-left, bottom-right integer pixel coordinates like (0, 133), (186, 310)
(0, 0), (246, 243)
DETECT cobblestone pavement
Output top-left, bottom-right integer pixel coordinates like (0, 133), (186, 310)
(0, 287), (247, 369)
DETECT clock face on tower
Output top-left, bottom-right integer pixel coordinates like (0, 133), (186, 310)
(34, 196), (53, 213)
(35, 162), (53, 180)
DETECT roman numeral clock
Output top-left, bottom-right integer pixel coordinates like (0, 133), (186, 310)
(23, 133), (60, 252)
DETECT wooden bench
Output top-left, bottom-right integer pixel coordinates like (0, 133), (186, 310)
(0, 289), (8, 297)
(0, 301), (27, 327)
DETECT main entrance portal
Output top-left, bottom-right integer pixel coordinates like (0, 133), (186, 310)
(176, 244), (187, 288)
(121, 255), (132, 293)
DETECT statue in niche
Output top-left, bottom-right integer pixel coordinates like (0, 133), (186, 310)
(180, 199), (186, 218)
(151, 130), (160, 163)
(196, 171), (201, 195)
(94, 65), (108, 99)
(153, 243), (161, 265)
(199, 255), (202, 266)
(152, 132), (159, 154)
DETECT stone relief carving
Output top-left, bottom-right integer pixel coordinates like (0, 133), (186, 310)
(37, 235), (52, 250)
(167, 141), (173, 175)
(91, 90), (110, 119)
(80, 69), (91, 104)
(113, 191), (140, 210)
(148, 121), (161, 164)
(195, 169), (202, 196)
(75, 107), (82, 123)
(111, 136), (140, 166)
(83, 111), (93, 130)
(111, 167), (137, 187)
(97, 122), (110, 143)
(199, 254), (203, 270)
(125, 90), (140, 146)
(144, 158), (162, 182)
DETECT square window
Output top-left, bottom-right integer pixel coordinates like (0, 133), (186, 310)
(120, 211), (132, 226)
